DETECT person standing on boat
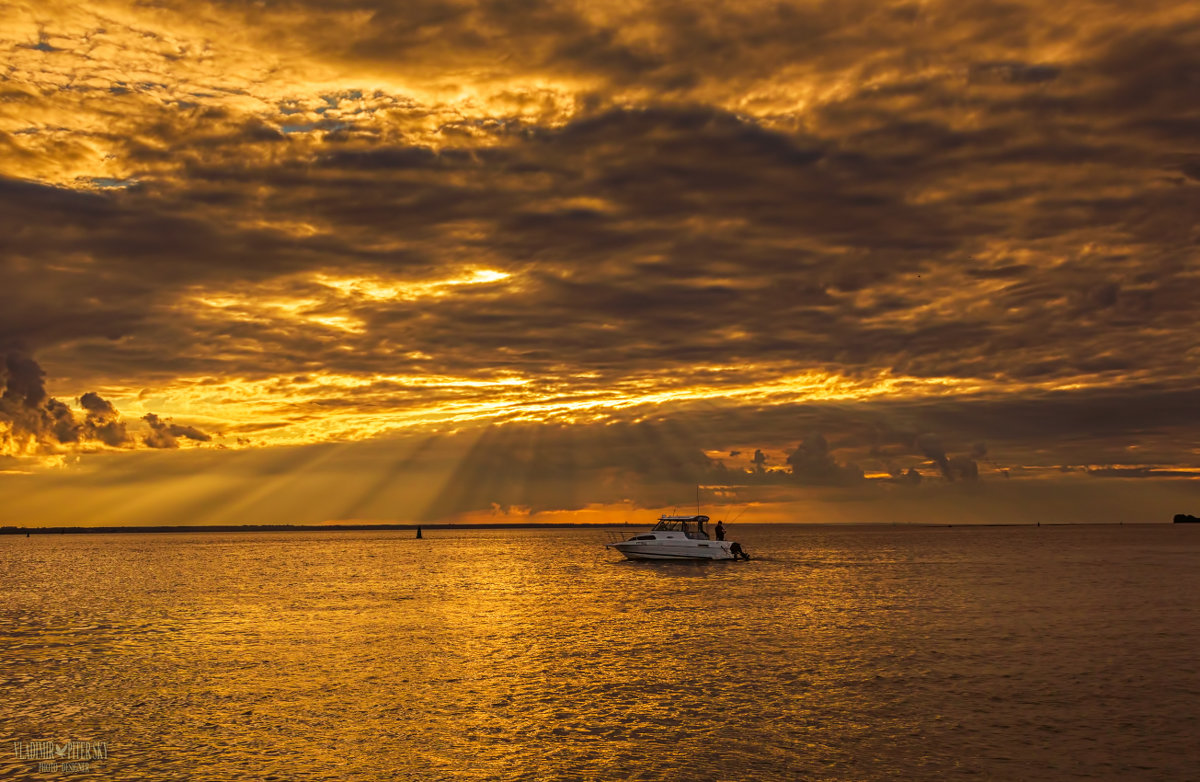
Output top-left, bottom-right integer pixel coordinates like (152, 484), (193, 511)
(715, 520), (726, 541)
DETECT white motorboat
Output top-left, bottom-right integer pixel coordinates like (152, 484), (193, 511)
(606, 515), (749, 561)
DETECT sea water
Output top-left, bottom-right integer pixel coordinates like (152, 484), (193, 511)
(1, 524), (1198, 780)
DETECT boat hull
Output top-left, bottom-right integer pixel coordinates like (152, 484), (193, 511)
(607, 541), (736, 561)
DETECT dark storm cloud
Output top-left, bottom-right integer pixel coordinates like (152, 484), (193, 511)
(78, 391), (130, 447)
(1, 353), (47, 407)
(142, 413), (212, 449)
(1, 352), (79, 452)
(784, 434), (865, 485)
(915, 434), (954, 481)
(79, 392), (116, 417)
(1, 353), (119, 452)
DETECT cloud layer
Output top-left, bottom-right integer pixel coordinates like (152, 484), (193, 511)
(2, 0), (1199, 519)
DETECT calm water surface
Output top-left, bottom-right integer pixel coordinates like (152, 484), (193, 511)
(2, 524), (1198, 780)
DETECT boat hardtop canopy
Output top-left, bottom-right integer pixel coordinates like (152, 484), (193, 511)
(652, 514), (709, 531)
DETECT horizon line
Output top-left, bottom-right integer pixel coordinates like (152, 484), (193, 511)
(0, 520), (1172, 534)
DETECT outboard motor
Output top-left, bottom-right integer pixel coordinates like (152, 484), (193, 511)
(729, 542), (750, 561)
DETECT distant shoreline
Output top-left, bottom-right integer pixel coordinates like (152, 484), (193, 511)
(0, 521), (1173, 534)
(0, 523), (623, 535)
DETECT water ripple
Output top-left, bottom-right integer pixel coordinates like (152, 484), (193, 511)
(2, 526), (1199, 779)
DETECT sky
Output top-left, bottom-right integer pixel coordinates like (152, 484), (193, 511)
(2, 0), (1199, 526)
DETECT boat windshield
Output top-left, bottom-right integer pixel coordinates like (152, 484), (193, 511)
(651, 516), (710, 540)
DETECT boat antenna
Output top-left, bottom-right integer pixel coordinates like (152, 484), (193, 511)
(696, 485), (700, 516)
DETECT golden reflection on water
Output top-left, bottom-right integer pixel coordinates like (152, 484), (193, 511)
(1, 526), (1199, 780)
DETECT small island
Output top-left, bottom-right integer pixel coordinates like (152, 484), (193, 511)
(1174, 514), (1200, 524)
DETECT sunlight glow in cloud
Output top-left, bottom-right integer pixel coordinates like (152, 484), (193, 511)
(194, 294), (366, 333)
(314, 269), (513, 301)
(70, 365), (1140, 454)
